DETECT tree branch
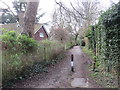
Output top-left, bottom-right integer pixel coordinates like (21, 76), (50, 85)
(2, 2), (16, 17)
(69, 1), (87, 20)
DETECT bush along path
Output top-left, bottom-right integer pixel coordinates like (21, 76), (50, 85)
(11, 46), (99, 88)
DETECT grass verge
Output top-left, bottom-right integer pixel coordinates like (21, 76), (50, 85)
(82, 46), (118, 88)
(3, 52), (66, 88)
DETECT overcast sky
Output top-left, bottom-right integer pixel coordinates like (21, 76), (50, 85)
(0, 0), (119, 31)
(39, 0), (119, 23)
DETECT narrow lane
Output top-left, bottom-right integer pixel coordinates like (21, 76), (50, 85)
(12, 46), (93, 88)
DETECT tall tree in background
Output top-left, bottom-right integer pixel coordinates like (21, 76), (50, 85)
(13, 0), (45, 24)
(0, 8), (16, 24)
(13, 0), (27, 13)
(51, 4), (80, 41)
(50, 27), (70, 43)
(0, 1), (17, 24)
(53, 0), (100, 40)
(12, 0), (27, 26)
(1, 0), (44, 25)
(22, 0), (39, 38)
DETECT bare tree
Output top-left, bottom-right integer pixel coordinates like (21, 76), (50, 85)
(50, 27), (70, 43)
(52, 4), (68, 28)
(53, 0), (100, 39)
(22, 0), (39, 38)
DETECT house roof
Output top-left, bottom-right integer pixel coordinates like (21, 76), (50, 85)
(34, 25), (49, 37)
(0, 23), (47, 34)
(34, 24), (43, 33)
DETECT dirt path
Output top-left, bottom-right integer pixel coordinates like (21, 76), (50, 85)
(12, 46), (96, 88)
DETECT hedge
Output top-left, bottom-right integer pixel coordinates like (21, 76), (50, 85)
(86, 2), (120, 73)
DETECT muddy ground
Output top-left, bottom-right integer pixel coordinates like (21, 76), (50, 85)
(11, 46), (101, 88)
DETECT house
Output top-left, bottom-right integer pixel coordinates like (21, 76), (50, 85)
(34, 24), (48, 40)
(0, 23), (48, 41)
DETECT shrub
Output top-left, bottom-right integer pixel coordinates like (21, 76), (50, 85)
(2, 31), (17, 49)
(17, 34), (38, 53)
(1, 31), (65, 87)
(1, 30), (38, 53)
(65, 41), (76, 50)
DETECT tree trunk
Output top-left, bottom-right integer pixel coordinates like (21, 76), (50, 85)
(22, 0), (39, 38)
(75, 33), (78, 41)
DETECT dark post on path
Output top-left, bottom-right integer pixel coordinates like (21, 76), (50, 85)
(71, 54), (74, 72)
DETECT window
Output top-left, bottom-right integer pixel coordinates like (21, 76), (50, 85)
(39, 33), (44, 37)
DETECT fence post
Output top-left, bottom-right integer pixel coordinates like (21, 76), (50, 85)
(93, 59), (96, 71)
(71, 54), (74, 72)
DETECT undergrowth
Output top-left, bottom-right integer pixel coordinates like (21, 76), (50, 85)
(4, 53), (66, 87)
(82, 47), (118, 88)
(1, 30), (73, 87)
